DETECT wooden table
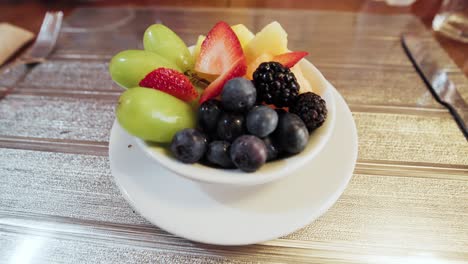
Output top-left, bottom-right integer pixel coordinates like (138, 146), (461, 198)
(1, 0), (467, 76)
(0, 5), (467, 264)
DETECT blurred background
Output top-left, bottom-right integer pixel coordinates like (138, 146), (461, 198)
(0, 0), (466, 75)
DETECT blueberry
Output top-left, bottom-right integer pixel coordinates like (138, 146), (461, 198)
(246, 106), (278, 137)
(198, 99), (222, 133)
(263, 136), (280, 161)
(273, 113), (309, 154)
(170, 128), (207, 163)
(216, 113), (245, 142)
(221, 77), (256, 113)
(206, 141), (235, 168)
(230, 135), (267, 172)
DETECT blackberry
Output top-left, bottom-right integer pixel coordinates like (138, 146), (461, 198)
(253, 62), (299, 107)
(290, 92), (327, 132)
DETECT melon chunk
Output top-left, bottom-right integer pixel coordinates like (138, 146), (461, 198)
(231, 24), (255, 49)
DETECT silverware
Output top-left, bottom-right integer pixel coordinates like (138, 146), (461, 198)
(0, 11), (63, 99)
(401, 33), (467, 139)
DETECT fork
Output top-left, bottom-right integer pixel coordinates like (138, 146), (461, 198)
(0, 11), (63, 99)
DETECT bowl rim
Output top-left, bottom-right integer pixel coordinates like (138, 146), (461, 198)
(135, 58), (336, 186)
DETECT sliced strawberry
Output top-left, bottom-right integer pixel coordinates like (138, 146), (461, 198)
(272, 51), (308, 68)
(195, 21), (245, 75)
(139, 68), (198, 102)
(199, 58), (247, 104)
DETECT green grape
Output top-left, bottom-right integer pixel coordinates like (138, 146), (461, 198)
(109, 50), (180, 89)
(143, 24), (194, 72)
(116, 87), (196, 143)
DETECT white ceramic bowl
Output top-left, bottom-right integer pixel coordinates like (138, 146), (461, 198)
(135, 58), (336, 186)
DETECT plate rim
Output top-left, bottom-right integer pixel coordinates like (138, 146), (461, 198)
(134, 58), (337, 186)
(109, 84), (358, 245)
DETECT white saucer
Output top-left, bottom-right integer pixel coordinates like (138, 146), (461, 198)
(109, 85), (358, 246)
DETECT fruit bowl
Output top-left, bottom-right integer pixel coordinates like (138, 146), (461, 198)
(135, 58), (336, 186)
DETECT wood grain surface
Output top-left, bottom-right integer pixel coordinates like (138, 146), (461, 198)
(0, 6), (467, 264)
(1, 0), (467, 76)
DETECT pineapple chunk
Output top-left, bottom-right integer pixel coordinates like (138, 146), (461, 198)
(245, 53), (273, 79)
(231, 24), (255, 49)
(291, 64), (313, 93)
(245, 21), (288, 64)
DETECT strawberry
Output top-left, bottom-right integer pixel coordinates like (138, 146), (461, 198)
(272, 51), (308, 68)
(195, 21), (245, 75)
(199, 57), (247, 104)
(139, 68), (198, 102)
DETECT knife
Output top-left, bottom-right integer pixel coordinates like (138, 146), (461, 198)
(401, 33), (467, 139)
(0, 11), (63, 99)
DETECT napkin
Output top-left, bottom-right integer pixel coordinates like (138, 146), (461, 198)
(0, 23), (34, 66)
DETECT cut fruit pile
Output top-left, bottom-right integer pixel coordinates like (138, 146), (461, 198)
(109, 21), (327, 172)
